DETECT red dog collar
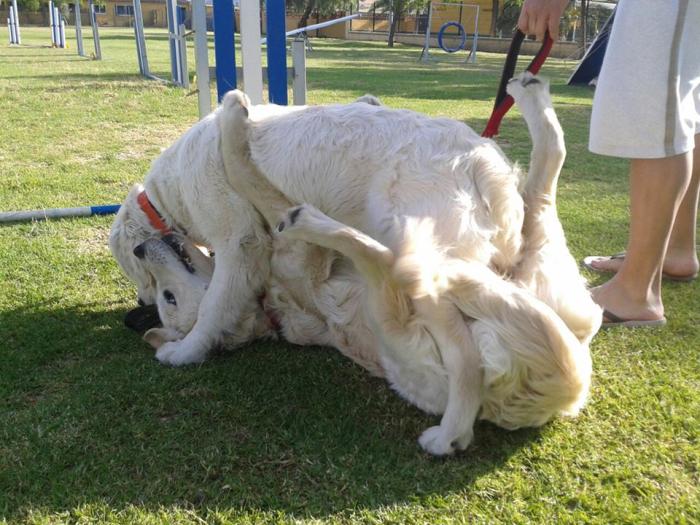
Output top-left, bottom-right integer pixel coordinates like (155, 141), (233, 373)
(137, 191), (172, 235)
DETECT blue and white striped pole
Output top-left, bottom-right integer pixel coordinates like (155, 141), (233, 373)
(265, 0), (287, 105)
(0, 205), (120, 223)
(212, 0), (237, 102)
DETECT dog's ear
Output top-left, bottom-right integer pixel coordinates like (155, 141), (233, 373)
(143, 327), (181, 349)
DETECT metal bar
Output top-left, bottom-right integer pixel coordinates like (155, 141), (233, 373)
(291, 38), (306, 105)
(240, 0), (264, 104)
(0, 205), (120, 223)
(265, 0), (287, 104)
(258, 13), (359, 45)
(213, 0), (237, 101)
(192, 0), (210, 118)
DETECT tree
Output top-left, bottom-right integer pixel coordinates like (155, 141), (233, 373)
(490, 0), (499, 36)
(374, 0), (429, 47)
(286, 0), (354, 29)
(495, 0), (522, 36)
(18, 0), (42, 11)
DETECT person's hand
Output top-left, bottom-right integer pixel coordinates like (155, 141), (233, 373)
(517, 0), (570, 41)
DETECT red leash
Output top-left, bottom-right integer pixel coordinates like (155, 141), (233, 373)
(482, 30), (554, 138)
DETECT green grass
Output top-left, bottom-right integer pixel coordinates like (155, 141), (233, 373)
(1, 27), (698, 525)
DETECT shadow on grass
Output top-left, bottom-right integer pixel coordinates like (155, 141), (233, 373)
(0, 302), (543, 520)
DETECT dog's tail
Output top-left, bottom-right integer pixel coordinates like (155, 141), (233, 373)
(394, 225), (592, 430)
(218, 90), (294, 228)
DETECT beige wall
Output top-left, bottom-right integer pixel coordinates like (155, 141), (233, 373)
(351, 0), (495, 36)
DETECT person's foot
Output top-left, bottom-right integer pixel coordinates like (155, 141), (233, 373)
(591, 278), (666, 327)
(583, 251), (698, 281)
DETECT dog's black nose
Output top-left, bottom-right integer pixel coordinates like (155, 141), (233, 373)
(133, 243), (146, 259)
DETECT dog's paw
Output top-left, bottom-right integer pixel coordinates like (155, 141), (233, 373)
(276, 205), (305, 233)
(275, 204), (329, 238)
(418, 425), (472, 456)
(155, 340), (208, 366)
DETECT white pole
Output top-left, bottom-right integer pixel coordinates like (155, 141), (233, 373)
(59, 10), (66, 48)
(291, 38), (306, 105)
(191, 0), (210, 118)
(240, 0), (264, 104)
(89, 0), (102, 59)
(470, 5), (479, 63)
(132, 0), (150, 76)
(165, 0), (182, 85)
(0, 207), (93, 222)
(177, 22), (189, 89)
(8, 8), (16, 44)
(75, 1), (84, 56)
(11, 0), (21, 44)
(49, 1), (56, 46)
(420, 2), (433, 61)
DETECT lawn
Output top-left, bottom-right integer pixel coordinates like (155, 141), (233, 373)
(0, 27), (698, 525)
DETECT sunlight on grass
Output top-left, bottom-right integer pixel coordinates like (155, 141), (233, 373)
(0, 27), (698, 525)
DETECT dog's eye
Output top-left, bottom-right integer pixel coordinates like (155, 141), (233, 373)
(163, 290), (177, 305)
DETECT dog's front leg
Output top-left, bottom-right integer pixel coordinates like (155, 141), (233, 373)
(415, 300), (482, 456)
(155, 237), (268, 366)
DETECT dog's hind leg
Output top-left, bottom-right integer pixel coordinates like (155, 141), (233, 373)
(507, 73), (601, 344)
(413, 297), (482, 455)
(277, 205), (483, 455)
(219, 90), (296, 229)
(424, 257), (592, 428)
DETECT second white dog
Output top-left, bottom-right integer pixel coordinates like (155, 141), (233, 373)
(117, 73), (601, 455)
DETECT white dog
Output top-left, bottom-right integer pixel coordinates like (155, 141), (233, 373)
(111, 73), (601, 454)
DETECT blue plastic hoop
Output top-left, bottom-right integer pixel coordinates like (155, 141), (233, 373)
(437, 21), (466, 53)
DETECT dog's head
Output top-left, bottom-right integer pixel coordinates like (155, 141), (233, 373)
(109, 184), (159, 306)
(130, 236), (214, 348)
(128, 236), (276, 350)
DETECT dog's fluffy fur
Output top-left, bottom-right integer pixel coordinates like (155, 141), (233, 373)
(111, 74), (601, 454)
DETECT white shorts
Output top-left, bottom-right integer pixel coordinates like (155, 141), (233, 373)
(589, 0), (700, 159)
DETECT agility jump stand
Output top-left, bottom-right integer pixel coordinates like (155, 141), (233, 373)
(88, 0), (102, 59)
(7, 0), (21, 45)
(166, 0), (188, 88)
(198, 0), (358, 115)
(132, 0), (187, 86)
(419, 1), (479, 64)
(72, 0), (101, 59)
(73, 0), (84, 56)
(49, 0), (66, 48)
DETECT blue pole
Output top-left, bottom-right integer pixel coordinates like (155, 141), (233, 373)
(265, 0), (287, 105)
(212, 0), (237, 102)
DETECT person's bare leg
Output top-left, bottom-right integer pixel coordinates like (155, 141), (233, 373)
(592, 152), (692, 322)
(589, 134), (699, 279)
(665, 134), (700, 278)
